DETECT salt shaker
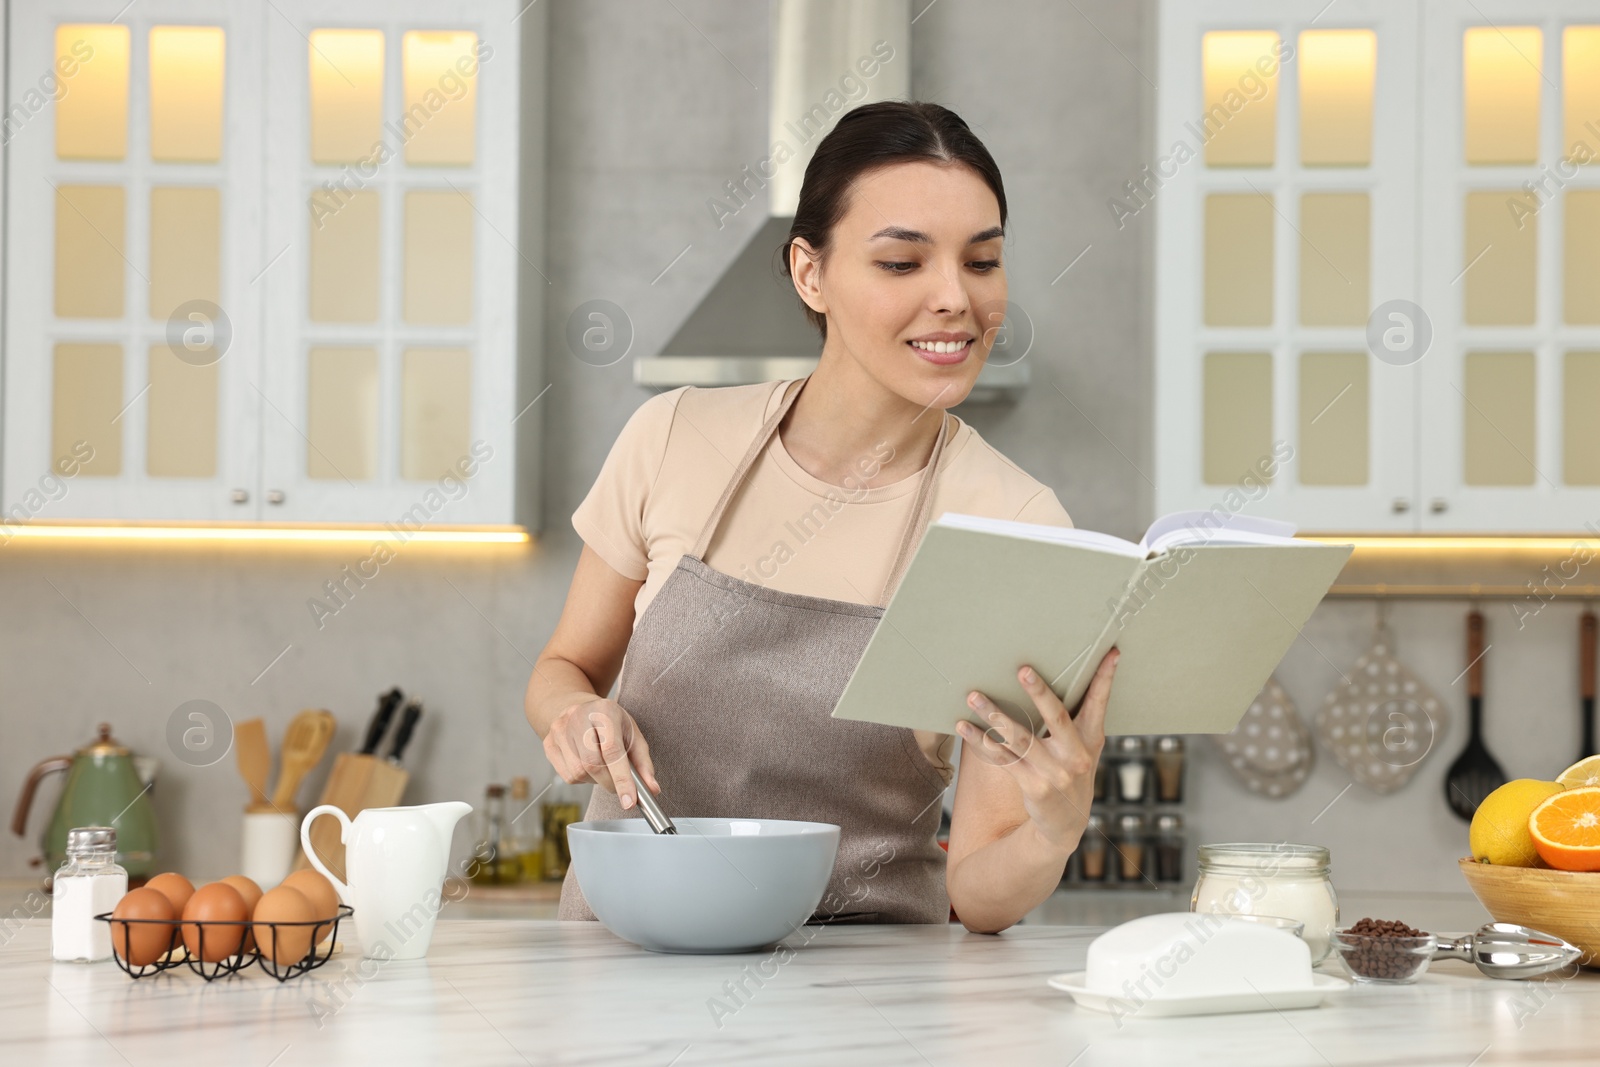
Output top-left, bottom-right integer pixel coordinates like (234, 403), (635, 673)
(52, 826), (127, 962)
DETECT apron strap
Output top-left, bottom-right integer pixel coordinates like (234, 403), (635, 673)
(689, 378), (806, 561)
(690, 375), (952, 607)
(879, 406), (951, 604)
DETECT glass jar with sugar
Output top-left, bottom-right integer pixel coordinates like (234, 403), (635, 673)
(1189, 842), (1339, 963)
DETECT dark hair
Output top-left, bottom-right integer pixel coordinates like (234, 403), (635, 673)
(779, 100), (1008, 341)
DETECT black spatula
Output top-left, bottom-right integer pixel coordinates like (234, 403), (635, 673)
(1581, 610), (1596, 761)
(1445, 609), (1507, 821)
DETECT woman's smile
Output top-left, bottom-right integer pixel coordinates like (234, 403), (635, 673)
(908, 333), (975, 365)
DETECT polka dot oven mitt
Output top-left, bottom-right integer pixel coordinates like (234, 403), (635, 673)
(1210, 674), (1314, 798)
(1313, 622), (1449, 795)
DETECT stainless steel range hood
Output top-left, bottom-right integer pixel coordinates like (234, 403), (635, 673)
(633, 0), (1029, 402)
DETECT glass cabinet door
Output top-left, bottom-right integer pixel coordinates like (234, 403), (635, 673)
(1416, 0), (1600, 532)
(2, 0), (525, 528)
(1155, 0), (1421, 533)
(257, 1), (521, 525)
(3, 1), (264, 522)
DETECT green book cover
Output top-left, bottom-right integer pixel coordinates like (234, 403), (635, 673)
(831, 513), (1353, 738)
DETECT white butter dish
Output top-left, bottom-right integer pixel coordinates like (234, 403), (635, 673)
(1047, 912), (1347, 1019)
(1046, 971), (1346, 1018)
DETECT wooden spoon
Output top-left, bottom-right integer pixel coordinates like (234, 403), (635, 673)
(235, 718), (272, 813)
(270, 709), (337, 810)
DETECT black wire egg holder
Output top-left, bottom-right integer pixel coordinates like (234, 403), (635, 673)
(94, 905), (354, 982)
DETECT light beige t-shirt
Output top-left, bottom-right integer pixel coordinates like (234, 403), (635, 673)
(572, 378), (1075, 782)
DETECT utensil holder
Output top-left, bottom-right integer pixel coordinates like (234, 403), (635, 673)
(241, 809), (299, 889)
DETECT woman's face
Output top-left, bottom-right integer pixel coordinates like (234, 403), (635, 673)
(792, 161), (1007, 410)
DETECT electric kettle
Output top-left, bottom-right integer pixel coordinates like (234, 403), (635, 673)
(12, 723), (159, 879)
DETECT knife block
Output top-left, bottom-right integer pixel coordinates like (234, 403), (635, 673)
(293, 753), (408, 882)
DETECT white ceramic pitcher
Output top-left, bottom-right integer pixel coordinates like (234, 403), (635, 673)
(301, 802), (471, 960)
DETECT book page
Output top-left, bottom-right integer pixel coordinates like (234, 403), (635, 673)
(934, 513), (1145, 558)
(1141, 510), (1300, 555)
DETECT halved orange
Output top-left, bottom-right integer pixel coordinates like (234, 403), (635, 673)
(1529, 785), (1600, 871)
(1556, 755), (1600, 789)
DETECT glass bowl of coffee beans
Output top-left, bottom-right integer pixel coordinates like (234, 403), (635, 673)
(1331, 918), (1437, 984)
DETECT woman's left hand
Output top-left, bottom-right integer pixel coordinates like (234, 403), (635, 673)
(956, 648), (1119, 852)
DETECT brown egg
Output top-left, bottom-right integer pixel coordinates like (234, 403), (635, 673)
(180, 882), (248, 962)
(253, 886), (315, 966)
(219, 875), (263, 952)
(145, 872), (195, 917)
(110, 887), (176, 967)
(281, 869), (340, 945)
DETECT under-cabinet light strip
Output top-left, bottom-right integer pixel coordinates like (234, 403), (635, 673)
(0, 524), (530, 545)
(1301, 536), (1597, 550)
(2, 529), (1586, 550)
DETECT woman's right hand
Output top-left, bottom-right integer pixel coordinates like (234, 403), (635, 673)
(543, 697), (659, 810)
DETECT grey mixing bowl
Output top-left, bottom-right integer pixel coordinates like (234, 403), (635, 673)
(567, 817), (841, 953)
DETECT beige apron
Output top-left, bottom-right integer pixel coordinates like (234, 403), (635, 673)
(558, 376), (954, 924)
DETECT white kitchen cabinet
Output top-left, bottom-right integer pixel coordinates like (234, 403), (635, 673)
(4, 0), (265, 522)
(1415, 0), (1600, 532)
(258, 0), (521, 524)
(1156, 0), (1600, 534)
(2, 0), (527, 526)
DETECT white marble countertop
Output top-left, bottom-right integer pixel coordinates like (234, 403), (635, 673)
(4, 916), (1597, 1066)
(0, 878), (1502, 927)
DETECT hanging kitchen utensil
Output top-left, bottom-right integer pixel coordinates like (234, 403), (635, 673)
(270, 709), (337, 810)
(235, 718), (272, 812)
(1444, 609), (1507, 821)
(1580, 609), (1596, 762)
(1316, 602), (1448, 795)
(1210, 675), (1313, 798)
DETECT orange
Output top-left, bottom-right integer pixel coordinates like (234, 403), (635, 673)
(1528, 785), (1600, 871)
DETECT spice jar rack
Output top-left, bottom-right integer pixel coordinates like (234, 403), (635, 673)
(1062, 734), (1188, 890)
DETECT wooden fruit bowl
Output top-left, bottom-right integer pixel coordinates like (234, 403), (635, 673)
(1458, 858), (1600, 967)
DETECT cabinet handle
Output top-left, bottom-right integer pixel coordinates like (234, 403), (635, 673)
(267, 490), (285, 505)
(231, 489), (249, 504)
(1391, 497), (1410, 514)
(1429, 497), (1448, 513)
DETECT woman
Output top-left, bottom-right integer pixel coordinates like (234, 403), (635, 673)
(525, 101), (1119, 934)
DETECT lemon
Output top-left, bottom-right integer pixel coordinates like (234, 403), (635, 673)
(1469, 779), (1564, 866)
(1556, 755), (1600, 789)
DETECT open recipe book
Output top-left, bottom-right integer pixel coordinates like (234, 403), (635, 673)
(831, 511), (1353, 738)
